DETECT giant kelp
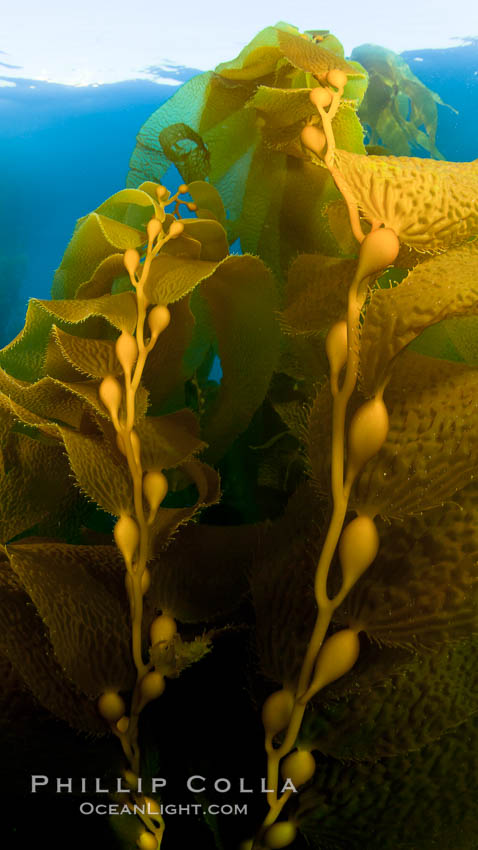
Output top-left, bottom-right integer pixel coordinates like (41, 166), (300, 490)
(0, 22), (477, 850)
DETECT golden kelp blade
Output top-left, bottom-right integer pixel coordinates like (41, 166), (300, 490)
(335, 149), (478, 251)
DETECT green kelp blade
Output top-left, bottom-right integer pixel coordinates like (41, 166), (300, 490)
(197, 254), (280, 462)
(8, 542), (135, 697)
(52, 211), (146, 300)
(0, 433), (72, 544)
(299, 636), (478, 760)
(60, 426), (134, 516)
(0, 555), (105, 733)
(354, 352), (478, 516)
(353, 43), (455, 157)
(214, 24), (284, 80)
(145, 522), (259, 623)
(334, 150), (478, 252)
(277, 28), (365, 79)
(294, 712), (478, 850)
(52, 326), (121, 379)
(141, 297), (195, 414)
(360, 241), (478, 395)
(149, 459), (220, 550)
(127, 72), (214, 188)
(342, 482), (478, 649)
(280, 254), (356, 335)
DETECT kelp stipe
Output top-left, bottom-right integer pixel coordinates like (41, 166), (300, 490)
(0, 21), (477, 850)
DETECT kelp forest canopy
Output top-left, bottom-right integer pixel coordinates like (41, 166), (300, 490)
(0, 21), (477, 850)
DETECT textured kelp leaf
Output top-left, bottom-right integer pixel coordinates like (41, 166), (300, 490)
(0, 391), (58, 436)
(136, 409), (205, 471)
(0, 556), (105, 732)
(199, 255), (280, 461)
(248, 86), (316, 127)
(94, 187), (161, 227)
(0, 367), (144, 431)
(159, 122), (210, 183)
(279, 333), (329, 399)
(251, 484), (325, 686)
(0, 370), (83, 429)
(75, 253), (127, 299)
(0, 300), (60, 382)
(37, 293), (137, 334)
(141, 297), (195, 412)
(43, 333), (85, 382)
(360, 241), (478, 394)
(334, 149), (478, 251)
(187, 181), (227, 227)
(300, 637), (478, 761)
(214, 25), (283, 80)
(144, 254), (217, 305)
(0, 434), (71, 544)
(52, 212), (146, 300)
(353, 44), (454, 158)
(340, 496), (478, 649)
(8, 542), (134, 696)
(354, 352), (478, 516)
(445, 315), (478, 365)
(305, 381), (333, 495)
(0, 298), (121, 383)
(281, 255), (356, 335)
(180, 219), (229, 261)
(60, 427), (133, 515)
(53, 326), (121, 379)
(150, 460), (220, 549)
(324, 198), (358, 256)
(295, 712), (478, 850)
(145, 523), (259, 623)
(127, 72), (214, 189)
(277, 29), (364, 79)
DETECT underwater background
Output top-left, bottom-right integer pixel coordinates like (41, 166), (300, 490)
(1, 40), (477, 346)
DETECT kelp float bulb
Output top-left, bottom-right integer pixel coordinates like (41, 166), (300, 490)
(326, 321), (348, 384)
(99, 375), (122, 424)
(147, 218), (162, 242)
(97, 691), (126, 723)
(150, 614), (177, 646)
(301, 125), (326, 158)
(347, 397), (389, 479)
(262, 689), (295, 737)
(327, 68), (348, 90)
(356, 227), (400, 282)
(280, 750), (316, 788)
(139, 671), (166, 707)
(116, 715), (130, 734)
(339, 516), (379, 592)
(306, 629), (360, 697)
(115, 331), (138, 376)
(114, 514), (140, 566)
(309, 86), (333, 110)
(148, 305), (171, 341)
(143, 470), (168, 518)
(137, 832), (158, 850)
(264, 821), (297, 848)
(124, 248), (141, 278)
(168, 220), (184, 239)
(156, 184), (168, 200)
(178, 184), (189, 194)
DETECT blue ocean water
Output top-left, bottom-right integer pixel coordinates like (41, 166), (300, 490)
(0, 42), (477, 346)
